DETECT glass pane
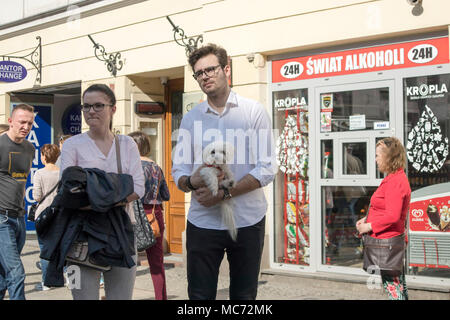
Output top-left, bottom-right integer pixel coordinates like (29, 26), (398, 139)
(404, 74), (450, 279)
(273, 89), (310, 266)
(320, 87), (389, 132)
(375, 137), (386, 179)
(322, 186), (376, 267)
(171, 90), (183, 150)
(342, 142), (367, 175)
(140, 122), (158, 164)
(321, 140), (333, 179)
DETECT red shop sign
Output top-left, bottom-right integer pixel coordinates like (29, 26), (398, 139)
(272, 37), (449, 83)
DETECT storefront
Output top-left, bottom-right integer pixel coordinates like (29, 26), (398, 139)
(269, 33), (450, 283)
(8, 83), (82, 232)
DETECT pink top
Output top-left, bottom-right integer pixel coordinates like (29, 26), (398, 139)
(367, 169), (411, 239)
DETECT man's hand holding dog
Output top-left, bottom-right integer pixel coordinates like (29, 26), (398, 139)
(192, 187), (224, 207)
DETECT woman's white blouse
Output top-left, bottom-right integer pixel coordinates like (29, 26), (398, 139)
(60, 132), (145, 206)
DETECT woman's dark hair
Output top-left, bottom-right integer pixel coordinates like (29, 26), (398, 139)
(188, 43), (228, 71)
(376, 137), (407, 173)
(82, 84), (116, 130)
(128, 131), (151, 157)
(83, 84), (116, 105)
(40, 144), (60, 164)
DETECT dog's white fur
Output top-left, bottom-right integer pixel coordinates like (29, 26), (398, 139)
(195, 141), (237, 241)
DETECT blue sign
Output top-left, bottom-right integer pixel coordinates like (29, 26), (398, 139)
(61, 103), (82, 135)
(0, 61), (27, 82)
(12, 104), (52, 231)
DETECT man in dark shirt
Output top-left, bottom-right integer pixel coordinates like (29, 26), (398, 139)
(0, 104), (35, 300)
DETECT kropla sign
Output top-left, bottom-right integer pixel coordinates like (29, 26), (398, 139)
(272, 37), (449, 83)
(0, 61), (27, 82)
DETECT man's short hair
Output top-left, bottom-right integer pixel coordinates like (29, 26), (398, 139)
(11, 104), (34, 116)
(188, 43), (228, 71)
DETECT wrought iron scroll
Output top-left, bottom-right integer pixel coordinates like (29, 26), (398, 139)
(166, 16), (203, 57)
(88, 34), (123, 77)
(1, 36), (42, 84)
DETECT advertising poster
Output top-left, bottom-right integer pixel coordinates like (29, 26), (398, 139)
(320, 112), (332, 132)
(404, 74), (449, 192)
(11, 103), (52, 231)
(320, 93), (333, 112)
(410, 192), (450, 233)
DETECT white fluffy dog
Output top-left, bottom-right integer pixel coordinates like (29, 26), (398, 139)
(196, 141), (237, 241)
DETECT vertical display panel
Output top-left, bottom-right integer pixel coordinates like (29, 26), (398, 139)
(273, 89), (310, 265)
(404, 74), (450, 278)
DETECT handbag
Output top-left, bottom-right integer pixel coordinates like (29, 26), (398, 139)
(133, 165), (163, 251)
(132, 199), (156, 252)
(28, 181), (59, 222)
(66, 135), (123, 271)
(362, 204), (407, 276)
(145, 175), (162, 239)
(66, 241), (112, 272)
(362, 233), (405, 276)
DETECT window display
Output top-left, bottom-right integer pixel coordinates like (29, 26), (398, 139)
(320, 88), (389, 132)
(273, 89), (310, 265)
(404, 74), (450, 278)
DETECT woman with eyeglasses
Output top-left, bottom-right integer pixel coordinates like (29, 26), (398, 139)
(59, 84), (145, 300)
(356, 137), (411, 300)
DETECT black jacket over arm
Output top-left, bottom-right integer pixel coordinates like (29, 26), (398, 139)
(39, 166), (135, 287)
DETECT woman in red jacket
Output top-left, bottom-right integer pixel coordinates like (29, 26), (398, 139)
(356, 137), (411, 300)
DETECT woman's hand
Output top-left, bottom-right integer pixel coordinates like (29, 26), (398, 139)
(356, 217), (366, 228)
(356, 222), (372, 235)
(192, 187), (222, 207)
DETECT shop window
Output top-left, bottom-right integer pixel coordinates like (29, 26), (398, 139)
(404, 74), (450, 279)
(342, 142), (367, 175)
(321, 140), (333, 179)
(273, 89), (310, 266)
(322, 186), (375, 267)
(320, 88), (389, 132)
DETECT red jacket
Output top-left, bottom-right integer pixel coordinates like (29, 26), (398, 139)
(366, 169), (411, 239)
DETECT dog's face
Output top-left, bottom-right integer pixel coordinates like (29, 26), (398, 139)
(202, 141), (234, 165)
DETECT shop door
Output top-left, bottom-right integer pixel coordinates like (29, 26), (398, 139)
(165, 79), (185, 253)
(316, 80), (395, 274)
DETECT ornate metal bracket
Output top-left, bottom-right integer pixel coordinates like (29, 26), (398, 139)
(166, 16), (203, 57)
(88, 34), (123, 77)
(1, 36), (42, 84)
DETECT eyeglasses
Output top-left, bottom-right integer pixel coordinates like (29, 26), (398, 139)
(81, 103), (112, 112)
(192, 65), (222, 80)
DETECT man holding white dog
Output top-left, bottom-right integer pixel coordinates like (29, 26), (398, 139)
(172, 43), (277, 300)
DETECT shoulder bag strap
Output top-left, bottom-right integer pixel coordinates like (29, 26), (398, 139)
(148, 165), (163, 216)
(37, 180), (60, 205)
(115, 134), (122, 174)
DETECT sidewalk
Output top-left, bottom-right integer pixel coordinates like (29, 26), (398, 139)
(6, 238), (449, 300)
